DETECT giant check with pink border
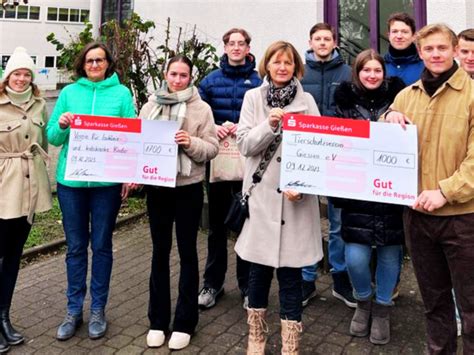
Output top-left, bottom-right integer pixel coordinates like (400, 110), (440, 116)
(280, 114), (418, 206)
(65, 115), (179, 187)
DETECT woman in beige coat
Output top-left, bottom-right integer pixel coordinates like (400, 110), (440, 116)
(0, 47), (52, 353)
(138, 55), (218, 351)
(235, 41), (323, 354)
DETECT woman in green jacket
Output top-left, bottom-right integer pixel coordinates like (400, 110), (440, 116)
(46, 42), (135, 341)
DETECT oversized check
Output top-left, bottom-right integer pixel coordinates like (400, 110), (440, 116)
(65, 115), (179, 187)
(280, 114), (418, 206)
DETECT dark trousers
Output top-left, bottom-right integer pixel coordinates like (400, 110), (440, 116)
(204, 180), (250, 295)
(0, 217), (31, 308)
(248, 262), (302, 321)
(147, 183), (203, 334)
(404, 209), (474, 354)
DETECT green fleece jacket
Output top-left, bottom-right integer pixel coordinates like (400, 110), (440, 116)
(47, 73), (136, 187)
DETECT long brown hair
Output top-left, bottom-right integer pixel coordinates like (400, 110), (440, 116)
(352, 49), (385, 90)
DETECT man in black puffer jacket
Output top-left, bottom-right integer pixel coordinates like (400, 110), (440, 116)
(198, 28), (261, 310)
(300, 23), (354, 309)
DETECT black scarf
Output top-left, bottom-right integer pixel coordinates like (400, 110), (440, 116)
(388, 43), (418, 58)
(421, 62), (458, 97)
(266, 77), (298, 108)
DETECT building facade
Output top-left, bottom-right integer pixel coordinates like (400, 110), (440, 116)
(1, 0), (473, 87)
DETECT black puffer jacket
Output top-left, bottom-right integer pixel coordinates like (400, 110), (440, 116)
(332, 77), (406, 246)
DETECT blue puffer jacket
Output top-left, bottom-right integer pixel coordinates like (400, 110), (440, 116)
(301, 48), (351, 116)
(198, 54), (262, 125)
(384, 44), (424, 85)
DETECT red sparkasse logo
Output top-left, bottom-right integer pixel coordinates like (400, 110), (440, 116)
(283, 114), (370, 138)
(72, 114), (141, 133)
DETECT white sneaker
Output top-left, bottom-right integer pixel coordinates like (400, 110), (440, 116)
(168, 331), (191, 350)
(198, 286), (224, 309)
(146, 330), (165, 348)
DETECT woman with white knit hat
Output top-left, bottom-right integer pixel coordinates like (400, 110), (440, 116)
(0, 47), (52, 353)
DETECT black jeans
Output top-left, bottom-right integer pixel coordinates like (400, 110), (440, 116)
(146, 183), (203, 334)
(0, 217), (31, 308)
(204, 180), (250, 295)
(248, 262), (303, 321)
(404, 209), (474, 354)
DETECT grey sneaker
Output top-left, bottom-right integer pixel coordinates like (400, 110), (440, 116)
(198, 287), (224, 309)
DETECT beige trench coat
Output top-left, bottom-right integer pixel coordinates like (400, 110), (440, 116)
(234, 80), (323, 268)
(0, 93), (52, 223)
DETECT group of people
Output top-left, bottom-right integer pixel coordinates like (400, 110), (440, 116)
(0, 10), (473, 355)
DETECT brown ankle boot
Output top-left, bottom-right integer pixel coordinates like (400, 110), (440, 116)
(350, 300), (371, 337)
(246, 308), (268, 355)
(370, 302), (391, 345)
(281, 319), (303, 355)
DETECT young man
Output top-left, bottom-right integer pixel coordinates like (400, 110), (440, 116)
(384, 12), (424, 85)
(197, 28), (262, 309)
(384, 24), (474, 354)
(300, 23), (355, 308)
(457, 29), (474, 78)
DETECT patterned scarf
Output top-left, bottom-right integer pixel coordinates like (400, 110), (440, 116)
(266, 77), (298, 108)
(145, 83), (194, 176)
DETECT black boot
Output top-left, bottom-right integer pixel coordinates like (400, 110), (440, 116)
(0, 308), (24, 345)
(0, 332), (9, 353)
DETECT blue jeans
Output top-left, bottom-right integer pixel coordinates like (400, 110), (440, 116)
(248, 263), (302, 321)
(345, 243), (401, 305)
(302, 200), (345, 282)
(57, 183), (122, 315)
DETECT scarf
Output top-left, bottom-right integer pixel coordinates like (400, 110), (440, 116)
(6, 85), (32, 106)
(146, 83), (194, 176)
(421, 62), (458, 97)
(388, 43), (418, 58)
(266, 77), (298, 108)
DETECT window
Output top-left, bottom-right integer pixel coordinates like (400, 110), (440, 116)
(5, 7), (15, 19)
(325, 0), (427, 63)
(69, 8), (79, 22)
(80, 9), (89, 22)
(45, 56), (55, 68)
(58, 8), (68, 22)
(29, 6), (40, 20)
(1, 56), (10, 69)
(47, 7), (58, 21)
(0, 5), (40, 21)
(17, 5), (28, 19)
(47, 7), (89, 23)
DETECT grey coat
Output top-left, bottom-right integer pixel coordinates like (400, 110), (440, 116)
(234, 80), (323, 268)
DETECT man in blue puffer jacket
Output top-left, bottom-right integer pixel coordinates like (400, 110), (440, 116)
(198, 28), (261, 310)
(384, 12), (424, 85)
(300, 23), (355, 309)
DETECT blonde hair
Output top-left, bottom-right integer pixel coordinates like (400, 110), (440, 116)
(416, 23), (458, 48)
(258, 41), (304, 80)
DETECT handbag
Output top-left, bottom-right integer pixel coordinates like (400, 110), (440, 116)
(224, 129), (282, 234)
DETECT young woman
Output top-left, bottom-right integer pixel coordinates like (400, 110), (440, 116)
(139, 55), (218, 351)
(47, 42), (135, 341)
(235, 41), (323, 354)
(333, 49), (405, 345)
(0, 47), (52, 353)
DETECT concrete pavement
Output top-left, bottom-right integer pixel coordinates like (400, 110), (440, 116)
(9, 217), (429, 354)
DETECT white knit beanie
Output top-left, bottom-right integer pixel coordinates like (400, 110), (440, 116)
(3, 47), (36, 80)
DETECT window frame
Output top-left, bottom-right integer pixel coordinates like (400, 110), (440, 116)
(324, 0), (427, 52)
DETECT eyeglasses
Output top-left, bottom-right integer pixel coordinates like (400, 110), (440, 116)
(85, 58), (107, 66)
(226, 41), (248, 48)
